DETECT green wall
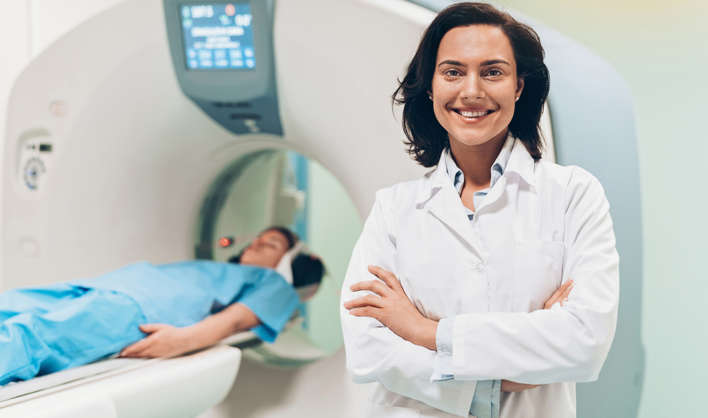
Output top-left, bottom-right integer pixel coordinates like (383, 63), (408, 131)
(493, 1), (707, 417)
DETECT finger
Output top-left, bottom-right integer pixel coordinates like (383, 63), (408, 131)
(120, 339), (149, 357)
(121, 346), (145, 358)
(554, 280), (573, 298)
(544, 291), (561, 309)
(343, 295), (384, 310)
(127, 342), (157, 358)
(560, 280), (575, 305)
(126, 348), (152, 358)
(138, 348), (159, 359)
(122, 333), (160, 357)
(368, 265), (402, 291)
(122, 348), (147, 358)
(350, 280), (390, 296)
(348, 307), (379, 320)
(561, 280), (574, 296)
(139, 323), (165, 334)
(544, 280), (573, 309)
(552, 280), (573, 305)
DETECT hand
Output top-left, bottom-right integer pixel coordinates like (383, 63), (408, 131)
(119, 324), (193, 358)
(543, 279), (574, 310)
(343, 265), (437, 350)
(501, 279), (575, 392)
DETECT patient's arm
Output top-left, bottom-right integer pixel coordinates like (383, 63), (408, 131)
(120, 303), (261, 358)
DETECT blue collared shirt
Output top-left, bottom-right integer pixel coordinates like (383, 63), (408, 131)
(433, 136), (515, 418)
(444, 150), (506, 221)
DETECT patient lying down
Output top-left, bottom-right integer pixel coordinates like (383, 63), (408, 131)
(0, 227), (324, 385)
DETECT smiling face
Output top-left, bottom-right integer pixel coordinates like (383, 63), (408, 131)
(239, 229), (291, 268)
(430, 24), (523, 150)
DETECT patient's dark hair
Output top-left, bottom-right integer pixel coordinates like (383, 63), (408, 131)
(291, 253), (326, 288)
(392, 2), (550, 167)
(265, 226), (297, 249)
(227, 226), (326, 288)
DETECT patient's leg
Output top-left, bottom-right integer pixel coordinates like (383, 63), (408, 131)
(0, 287), (146, 384)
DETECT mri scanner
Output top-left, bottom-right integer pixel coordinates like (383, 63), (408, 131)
(0, 0), (644, 416)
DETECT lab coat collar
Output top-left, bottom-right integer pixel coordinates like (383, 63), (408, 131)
(504, 137), (537, 187)
(416, 136), (536, 252)
(426, 135), (535, 192)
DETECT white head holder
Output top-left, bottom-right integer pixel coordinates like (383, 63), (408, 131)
(274, 240), (307, 285)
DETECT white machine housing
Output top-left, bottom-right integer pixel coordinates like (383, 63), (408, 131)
(2, 0), (431, 285)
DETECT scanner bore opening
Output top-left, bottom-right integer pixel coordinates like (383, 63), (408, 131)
(195, 148), (361, 366)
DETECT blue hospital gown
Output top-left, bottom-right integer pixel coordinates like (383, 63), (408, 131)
(0, 261), (299, 385)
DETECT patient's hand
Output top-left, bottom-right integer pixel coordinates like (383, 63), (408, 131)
(119, 324), (193, 358)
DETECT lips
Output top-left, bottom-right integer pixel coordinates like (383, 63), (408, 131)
(456, 109), (492, 117)
(452, 108), (495, 122)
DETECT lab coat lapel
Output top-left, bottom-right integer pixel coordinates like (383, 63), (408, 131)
(418, 154), (482, 257)
(475, 175), (508, 214)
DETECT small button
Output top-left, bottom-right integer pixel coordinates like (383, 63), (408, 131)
(49, 100), (68, 117)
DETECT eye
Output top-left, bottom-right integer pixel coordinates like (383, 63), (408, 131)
(443, 68), (462, 78)
(484, 68), (503, 77)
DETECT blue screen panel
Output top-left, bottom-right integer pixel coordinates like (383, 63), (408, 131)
(180, 3), (255, 71)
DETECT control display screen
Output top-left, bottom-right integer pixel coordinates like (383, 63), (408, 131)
(180, 3), (255, 70)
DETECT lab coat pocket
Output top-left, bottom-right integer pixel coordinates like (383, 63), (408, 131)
(400, 269), (461, 321)
(512, 240), (564, 312)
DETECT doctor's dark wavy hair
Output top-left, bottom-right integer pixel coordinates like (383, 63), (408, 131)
(392, 2), (550, 167)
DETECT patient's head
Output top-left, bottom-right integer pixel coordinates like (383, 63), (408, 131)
(231, 226), (326, 294)
(238, 227), (295, 268)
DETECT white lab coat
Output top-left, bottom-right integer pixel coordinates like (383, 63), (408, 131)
(340, 139), (619, 418)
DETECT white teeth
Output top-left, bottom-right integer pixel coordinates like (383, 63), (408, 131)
(457, 110), (489, 118)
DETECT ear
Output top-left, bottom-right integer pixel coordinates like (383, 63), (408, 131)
(516, 77), (525, 99)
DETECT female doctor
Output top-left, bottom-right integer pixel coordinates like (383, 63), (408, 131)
(340, 3), (619, 418)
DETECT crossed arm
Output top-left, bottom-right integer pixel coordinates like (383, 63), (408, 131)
(119, 302), (261, 358)
(343, 265), (575, 393)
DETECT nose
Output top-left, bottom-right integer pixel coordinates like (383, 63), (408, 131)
(460, 74), (484, 101)
(246, 237), (263, 250)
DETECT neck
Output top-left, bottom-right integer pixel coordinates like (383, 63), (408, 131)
(448, 130), (507, 188)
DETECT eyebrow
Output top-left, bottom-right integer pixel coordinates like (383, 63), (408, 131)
(437, 59), (511, 68)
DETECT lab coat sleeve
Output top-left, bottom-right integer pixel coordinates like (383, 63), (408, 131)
(341, 191), (478, 417)
(437, 311), (499, 417)
(432, 317), (454, 381)
(449, 168), (619, 383)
